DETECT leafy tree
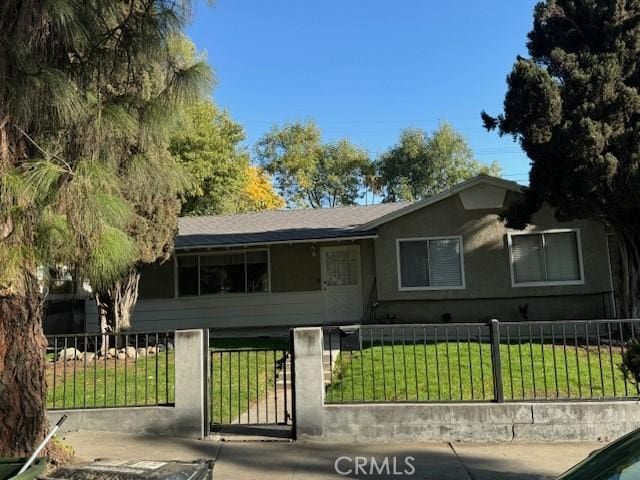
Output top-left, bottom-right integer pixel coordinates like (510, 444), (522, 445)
(0, 0), (206, 456)
(377, 122), (501, 202)
(255, 121), (371, 208)
(238, 165), (286, 212)
(482, 0), (640, 318)
(171, 100), (250, 215)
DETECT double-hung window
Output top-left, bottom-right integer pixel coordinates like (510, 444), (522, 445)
(397, 236), (465, 290)
(177, 250), (269, 297)
(509, 230), (583, 286)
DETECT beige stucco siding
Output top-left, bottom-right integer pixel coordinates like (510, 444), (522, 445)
(359, 239), (376, 309)
(375, 193), (611, 307)
(270, 244), (321, 293)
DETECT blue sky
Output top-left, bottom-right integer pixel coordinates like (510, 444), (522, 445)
(187, 0), (539, 185)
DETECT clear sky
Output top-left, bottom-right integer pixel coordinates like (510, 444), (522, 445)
(187, 0), (540, 185)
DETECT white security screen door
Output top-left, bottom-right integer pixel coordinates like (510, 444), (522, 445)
(321, 245), (363, 323)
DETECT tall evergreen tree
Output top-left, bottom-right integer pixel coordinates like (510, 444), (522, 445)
(0, 0), (208, 456)
(482, 0), (640, 318)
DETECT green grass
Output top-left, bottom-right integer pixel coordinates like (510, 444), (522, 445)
(46, 337), (290, 426)
(326, 342), (634, 402)
(46, 351), (175, 409)
(210, 348), (288, 424)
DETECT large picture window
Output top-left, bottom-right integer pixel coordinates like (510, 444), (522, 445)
(396, 237), (465, 290)
(509, 230), (583, 286)
(177, 250), (269, 297)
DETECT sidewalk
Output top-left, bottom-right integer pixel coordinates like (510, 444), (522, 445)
(60, 431), (600, 480)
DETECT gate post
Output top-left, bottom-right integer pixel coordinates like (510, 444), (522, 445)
(293, 327), (325, 439)
(174, 329), (207, 438)
(202, 328), (210, 437)
(489, 319), (505, 403)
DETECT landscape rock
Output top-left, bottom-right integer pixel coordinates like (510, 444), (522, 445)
(83, 352), (96, 362)
(157, 343), (166, 353)
(117, 352), (127, 360)
(166, 341), (174, 351)
(108, 348), (117, 356)
(124, 346), (137, 358)
(147, 346), (156, 355)
(58, 348), (79, 361)
(136, 347), (147, 357)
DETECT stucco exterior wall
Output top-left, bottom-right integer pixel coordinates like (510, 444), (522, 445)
(360, 239), (376, 313)
(270, 243), (321, 293)
(374, 192), (612, 322)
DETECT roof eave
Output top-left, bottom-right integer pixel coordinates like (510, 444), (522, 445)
(175, 233), (379, 251)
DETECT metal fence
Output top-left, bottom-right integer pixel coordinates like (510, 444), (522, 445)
(323, 319), (640, 404)
(46, 331), (175, 410)
(209, 342), (292, 428)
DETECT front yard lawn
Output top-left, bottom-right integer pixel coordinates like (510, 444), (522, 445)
(46, 351), (175, 409)
(46, 337), (290, 426)
(325, 342), (633, 402)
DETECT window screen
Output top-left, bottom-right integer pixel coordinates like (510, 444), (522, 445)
(200, 253), (245, 294)
(398, 238), (463, 288)
(511, 231), (581, 284)
(177, 256), (198, 296)
(399, 241), (429, 288)
(177, 250), (269, 296)
(246, 251), (269, 292)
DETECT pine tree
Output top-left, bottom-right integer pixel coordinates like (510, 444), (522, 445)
(0, 0), (209, 456)
(483, 0), (640, 318)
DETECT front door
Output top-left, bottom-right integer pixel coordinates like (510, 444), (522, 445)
(320, 245), (363, 323)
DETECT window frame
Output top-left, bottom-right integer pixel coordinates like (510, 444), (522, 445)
(174, 248), (271, 298)
(507, 228), (585, 288)
(396, 236), (466, 291)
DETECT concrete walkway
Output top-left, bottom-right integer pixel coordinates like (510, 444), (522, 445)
(60, 431), (601, 480)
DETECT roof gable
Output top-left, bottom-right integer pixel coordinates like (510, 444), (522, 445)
(356, 175), (523, 231)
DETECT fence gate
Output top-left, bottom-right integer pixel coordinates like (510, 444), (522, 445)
(208, 336), (294, 438)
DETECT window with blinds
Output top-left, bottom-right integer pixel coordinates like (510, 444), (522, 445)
(397, 237), (464, 289)
(510, 230), (582, 286)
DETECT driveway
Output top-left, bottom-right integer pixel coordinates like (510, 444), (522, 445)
(61, 430), (600, 480)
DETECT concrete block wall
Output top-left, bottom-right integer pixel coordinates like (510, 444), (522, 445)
(48, 329), (207, 438)
(294, 327), (640, 443)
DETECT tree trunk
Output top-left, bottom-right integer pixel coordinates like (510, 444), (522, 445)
(95, 270), (141, 334)
(0, 291), (48, 457)
(612, 224), (640, 319)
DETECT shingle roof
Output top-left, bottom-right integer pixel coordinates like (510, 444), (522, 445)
(176, 202), (410, 248)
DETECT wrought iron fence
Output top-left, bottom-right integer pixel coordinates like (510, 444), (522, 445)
(323, 319), (640, 404)
(46, 331), (175, 410)
(209, 346), (292, 427)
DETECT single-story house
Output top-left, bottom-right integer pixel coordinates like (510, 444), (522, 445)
(83, 174), (618, 331)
